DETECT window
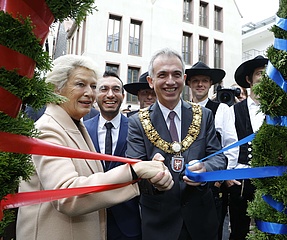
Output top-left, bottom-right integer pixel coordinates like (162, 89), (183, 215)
(81, 20), (86, 54)
(107, 15), (121, 52)
(182, 32), (192, 65)
(214, 40), (223, 91)
(199, 1), (208, 27)
(198, 36), (208, 63)
(129, 19), (142, 55)
(105, 63), (119, 74)
(214, 40), (222, 68)
(126, 67), (140, 103)
(214, 6), (222, 31)
(76, 28), (80, 55)
(183, 0), (192, 22)
(182, 86), (190, 101)
(70, 37), (74, 54)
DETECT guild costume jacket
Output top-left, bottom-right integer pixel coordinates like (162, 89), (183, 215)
(16, 104), (139, 240)
(84, 114), (141, 238)
(233, 99), (253, 165)
(126, 100), (227, 240)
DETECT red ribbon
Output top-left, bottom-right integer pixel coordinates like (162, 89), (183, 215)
(0, 87), (22, 118)
(0, 131), (140, 163)
(0, 44), (36, 78)
(0, 181), (137, 221)
(0, 0), (54, 44)
(0, 131), (141, 221)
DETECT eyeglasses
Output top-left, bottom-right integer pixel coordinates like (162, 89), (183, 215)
(99, 85), (122, 94)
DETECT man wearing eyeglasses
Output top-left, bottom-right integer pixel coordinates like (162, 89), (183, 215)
(85, 71), (142, 240)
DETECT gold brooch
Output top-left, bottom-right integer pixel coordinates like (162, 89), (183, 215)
(139, 102), (202, 154)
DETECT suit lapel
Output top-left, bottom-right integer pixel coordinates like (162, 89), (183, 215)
(46, 105), (103, 173)
(108, 115), (128, 169)
(150, 102), (171, 142)
(70, 122), (103, 173)
(88, 115), (101, 153)
(114, 115), (128, 157)
(181, 100), (193, 141)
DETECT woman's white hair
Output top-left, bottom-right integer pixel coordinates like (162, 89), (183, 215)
(46, 54), (99, 91)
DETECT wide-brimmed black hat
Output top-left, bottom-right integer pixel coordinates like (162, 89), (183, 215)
(234, 55), (268, 88)
(185, 61), (226, 85)
(123, 72), (151, 96)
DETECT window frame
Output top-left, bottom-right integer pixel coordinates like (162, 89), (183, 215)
(126, 67), (140, 104)
(214, 6), (223, 32)
(198, 36), (208, 64)
(183, 0), (192, 23)
(199, 1), (208, 28)
(129, 19), (142, 56)
(107, 14), (122, 53)
(182, 32), (192, 65)
(105, 63), (120, 75)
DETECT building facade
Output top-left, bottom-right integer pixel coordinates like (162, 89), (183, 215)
(58, 0), (242, 110)
(242, 16), (275, 61)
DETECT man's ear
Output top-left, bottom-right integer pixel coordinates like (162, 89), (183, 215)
(246, 76), (251, 85)
(147, 76), (154, 89)
(183, 73), (187, 83)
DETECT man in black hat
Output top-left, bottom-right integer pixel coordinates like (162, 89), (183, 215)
(185, 61), (239, 240)
(228, 55), (268, 240)
(124, 72), (156, 117)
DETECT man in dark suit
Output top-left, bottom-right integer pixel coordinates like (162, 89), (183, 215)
(124, 71), (156, 117)
(126, 48), (227, 240)
(185, 62), (239, 240)
(85, 71), (141, 240)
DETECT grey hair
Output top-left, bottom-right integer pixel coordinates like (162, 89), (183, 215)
(46, 54), (99, 91)
(148, 48), (185, 77)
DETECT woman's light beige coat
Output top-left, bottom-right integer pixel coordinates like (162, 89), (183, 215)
(16, 104), (139, 240)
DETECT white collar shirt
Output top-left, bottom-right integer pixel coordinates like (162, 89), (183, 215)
(198, 98), (239, 169)
(158, 100), (182, 141)
(247, 97), (265, 133)
(98, 113), (121, 154)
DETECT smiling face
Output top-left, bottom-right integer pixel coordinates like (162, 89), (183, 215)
(96, 76), (124, 120)
(58, 67), (97, 120)
(147, 55), (186, 110)
(187, 75), (212, 103)
(137, 88), (156, 108)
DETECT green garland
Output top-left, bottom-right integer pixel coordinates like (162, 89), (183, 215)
(247, 0), (287, 238)
(0, 0), (96, 236)
(0, 11), (51, 71)
(46, 0), (97, 24)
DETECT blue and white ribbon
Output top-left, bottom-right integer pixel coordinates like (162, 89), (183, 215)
(276, 15), (287, 31)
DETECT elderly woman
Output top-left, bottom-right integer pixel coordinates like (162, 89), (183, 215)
(16, 55), (173, 240)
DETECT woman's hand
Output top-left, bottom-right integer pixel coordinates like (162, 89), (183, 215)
(131, 153), (174, 191)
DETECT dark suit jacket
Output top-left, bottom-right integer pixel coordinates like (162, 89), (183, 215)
(126, 100), (227, 240)
(84, 114), (141, 238)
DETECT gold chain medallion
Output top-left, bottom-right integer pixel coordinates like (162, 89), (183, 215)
(139, 102), (202, 154)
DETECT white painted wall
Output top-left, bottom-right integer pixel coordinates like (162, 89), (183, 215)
(66, 0), (243, 109)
